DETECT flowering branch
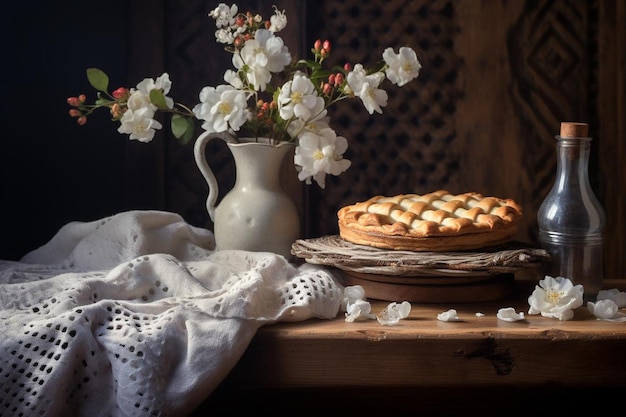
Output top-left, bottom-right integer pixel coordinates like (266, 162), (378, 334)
(67, 2), (421, 188)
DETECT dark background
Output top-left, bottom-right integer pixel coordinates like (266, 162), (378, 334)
(1, 1), (130, 259)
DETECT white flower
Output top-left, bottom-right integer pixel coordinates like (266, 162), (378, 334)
(383, 46), (422, 87)
(293, 129), (351, 188)
(286, 99), (329, 138)
(475, 312), (485, 317)
(345, 299), (375, 322)
(135, 72), (174, 109)
(125, 89), (153, 113)
(223, 69), (243, 89)
(437, 309), (461, 322)
(192, 85), (249, 133)
(597, 288), (626, 308)
(232, 29), (291, 91)
(346, 64), (388, 114)
(278, 73), (324, 121)
(215, 28), (235, 44)
(269, 6), (287, 32)
(210, 3), (238, 29)
(341, 285), (366, 312)
(496, 307), (525, 322)
(117, 107), (162, 142)
(527, 275), (584, 321)
(377, 301), (411, 326)
(587, 300), (626, 321)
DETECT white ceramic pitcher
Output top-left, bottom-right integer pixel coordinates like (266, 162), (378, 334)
(193, 131), (300, 259)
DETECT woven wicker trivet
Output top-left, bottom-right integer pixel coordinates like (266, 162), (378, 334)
(292, 236), (550, 303)
(291, 235), (550, 277)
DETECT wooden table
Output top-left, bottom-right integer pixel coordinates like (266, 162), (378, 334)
(196, 279), (626, 415)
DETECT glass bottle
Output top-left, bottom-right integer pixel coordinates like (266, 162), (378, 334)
(537, 122), (606, 301)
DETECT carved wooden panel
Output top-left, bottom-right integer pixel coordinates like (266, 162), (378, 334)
(305, 0), (463, 238)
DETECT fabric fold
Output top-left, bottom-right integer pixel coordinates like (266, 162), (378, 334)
(0, 211), (343, 417)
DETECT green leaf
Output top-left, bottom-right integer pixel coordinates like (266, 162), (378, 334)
(87, 68), (109, 92)
(171, 115), (194, 145)
(149, 89), (169, 109)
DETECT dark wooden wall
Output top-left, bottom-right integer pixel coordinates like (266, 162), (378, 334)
(2, 1), (624, 280)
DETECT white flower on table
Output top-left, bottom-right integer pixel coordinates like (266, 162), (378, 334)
(527, 275), (583, 321)
(345, 299), (376, 322)
(341, 285), (366, 311)
(377, 301), (411, 326)
(587, 299), (626, 322)
(497, 307), (525, 322)
(597, 288), (626, 308)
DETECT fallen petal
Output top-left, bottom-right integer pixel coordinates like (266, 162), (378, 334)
(376, 301), (411, 326)
(588, 299), (626, 321)
(497, 307), (525, 322)
(345, 299), (375, 322)
(437, 309), (461, 322)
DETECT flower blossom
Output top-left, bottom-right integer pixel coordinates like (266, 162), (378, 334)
(70, 4), (422, 188)
(597, 288), (626, 308)
(223, 69), (243, 89)
(232, 28), (291, 91)
(278, 73), (324, 121)
(346, 64), (388, 114)
(117, 107), (162, 142)
(527, 275), (583, 321)
(117, 73), (173, 142)
(383, 46), (422, 87)
(209, 3), (238, 29)
(587, 299), (626, 322)
(135, 72), (174, 109)
(192, 85), (249, 133)
(293, 129), (351, 188)
(268, 6), (287, 32)
(286, 95), (329, 137)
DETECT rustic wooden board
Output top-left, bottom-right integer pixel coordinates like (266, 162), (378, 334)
(341, 270), (515, 303)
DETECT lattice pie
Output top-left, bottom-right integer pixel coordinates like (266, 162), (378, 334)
(337, 190), (523, 251)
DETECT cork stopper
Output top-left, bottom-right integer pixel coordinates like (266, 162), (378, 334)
(560, 122), (589, 138)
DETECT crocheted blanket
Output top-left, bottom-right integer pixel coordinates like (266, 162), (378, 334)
(0, 211), (344, 417)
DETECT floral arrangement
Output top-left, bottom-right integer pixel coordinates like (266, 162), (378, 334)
(67, 3), (421, 188)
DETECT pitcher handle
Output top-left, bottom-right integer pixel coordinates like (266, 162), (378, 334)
(193, 131), (237, 222)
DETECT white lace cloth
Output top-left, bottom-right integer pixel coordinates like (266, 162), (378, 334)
(0, 211), (344, 417)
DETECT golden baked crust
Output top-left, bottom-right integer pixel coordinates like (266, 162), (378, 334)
(337, 190), (523, 251)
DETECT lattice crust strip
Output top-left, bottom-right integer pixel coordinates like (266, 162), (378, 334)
(337, 190), (523, 251)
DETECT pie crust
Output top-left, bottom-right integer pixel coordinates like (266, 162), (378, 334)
(337, 190), (523, 251)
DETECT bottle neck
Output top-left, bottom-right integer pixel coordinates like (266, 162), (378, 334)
(554, 135), (592, 190)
